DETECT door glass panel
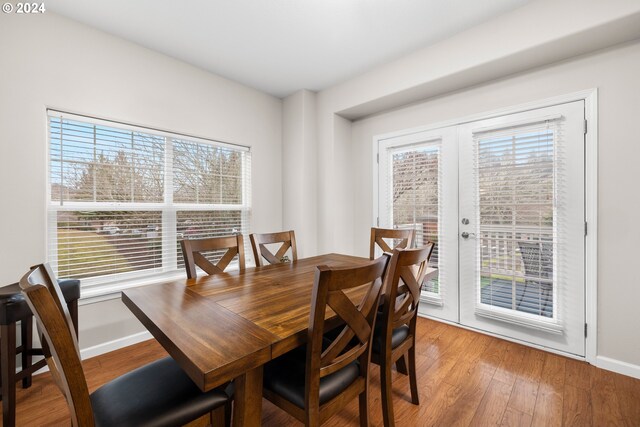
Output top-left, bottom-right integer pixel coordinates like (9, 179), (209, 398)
(477, 129), (555, 318)
(391, 143), (440, 293)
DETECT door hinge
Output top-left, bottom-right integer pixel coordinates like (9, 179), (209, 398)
(584, 119), (588, 134)
(584, 221), (588, 236)
(376, 217), (379, 226)
(376, 153), (379, 163)
(584, 323), (588, 338)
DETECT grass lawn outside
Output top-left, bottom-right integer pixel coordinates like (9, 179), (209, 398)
(56, 229), (133, 279)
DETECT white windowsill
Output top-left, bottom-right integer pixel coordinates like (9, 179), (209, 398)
(420, 292), (444, 307)
(78, 271), (187, 305)
(475, 305), (563, 335)
(77, 260), (248, 305)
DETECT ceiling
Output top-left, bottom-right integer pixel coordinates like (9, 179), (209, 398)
(47, 0), (530, 98)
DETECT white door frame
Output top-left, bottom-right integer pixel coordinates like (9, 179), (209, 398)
(377, 127), (459, 323)
(372, 89), (598, 363)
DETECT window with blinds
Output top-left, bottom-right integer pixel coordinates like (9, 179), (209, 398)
(48, 111), (251, 288)
(386, 141), (441, 294)
(474, 122), (558, 319)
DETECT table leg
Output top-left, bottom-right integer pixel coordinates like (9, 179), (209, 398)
(233, 366), (263, 427)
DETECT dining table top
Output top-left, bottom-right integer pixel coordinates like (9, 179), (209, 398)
(122, 252), (436, 426)
(122, 253), (374, 390)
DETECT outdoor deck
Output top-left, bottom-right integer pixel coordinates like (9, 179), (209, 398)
(481, 278), (553, 317)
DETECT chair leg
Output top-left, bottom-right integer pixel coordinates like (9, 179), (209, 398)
(304, 411), (320, 427)
(211, 405), (226, 426)
(224, 400), (232, 427)
(359, 384), (370, 427)
(21, 318), (33, 388)
(408, 347), (419, 405)
(1, 323), (17, 427)
(68, 299), (79, 339)
(395, 354), (409, 375)
(380, 359), (395, 427)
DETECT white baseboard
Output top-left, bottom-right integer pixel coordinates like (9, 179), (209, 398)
(417, 312), (586, 362)
(596, 355), (640, 380)
(80, 330), (153, 360)
(419, 313), (640, 380)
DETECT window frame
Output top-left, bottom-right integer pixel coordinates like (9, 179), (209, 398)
(46, 110), (252, 298)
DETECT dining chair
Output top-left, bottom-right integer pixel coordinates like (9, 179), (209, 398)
(517, 241), (553, 316)
(263, 255), (390, 427)
(369, 228), (414, 260)
(19, 263), (233, 427)
(0, 278), (80, 427)
(249, 230), (297, 266)
(180, 235), (246, 279)
(371, 243), (434, 427)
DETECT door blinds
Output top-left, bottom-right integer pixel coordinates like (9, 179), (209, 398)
(472, 117), (564, 324)
(381, 141), (442, 295)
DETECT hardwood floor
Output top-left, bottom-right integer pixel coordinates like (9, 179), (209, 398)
(2, 317), (639, 426)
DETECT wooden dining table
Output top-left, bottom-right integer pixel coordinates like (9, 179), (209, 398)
(122, 253), (436, 426)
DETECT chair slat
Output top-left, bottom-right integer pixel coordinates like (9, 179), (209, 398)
(370, 228), (415, 260)
(250, 230), (297, 266)
(326, 291), (371, 344)
(180, 235), (245, 279)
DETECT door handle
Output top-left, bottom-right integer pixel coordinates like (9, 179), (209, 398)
(461, 231), (476, 239)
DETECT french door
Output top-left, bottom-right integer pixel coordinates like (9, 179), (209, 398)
(378, 127), (459, 323)
(377, 101), (586, 356)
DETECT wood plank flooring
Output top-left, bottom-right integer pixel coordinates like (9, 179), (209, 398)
(3, 317), (639, 426)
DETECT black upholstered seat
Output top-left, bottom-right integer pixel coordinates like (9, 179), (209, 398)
(91, 357), (232, 427)
(325, 322), (410, 355)
(263, 344), (359, 409)
(372, 324), (410, 354)
(0, 279), (80, 325)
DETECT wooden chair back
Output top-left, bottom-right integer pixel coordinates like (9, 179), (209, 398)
(369, 228), (414, 260)
(180, 235), (246, 279)
(380, 244), (434, 340)
(249, 230), (298, 266)
(305, 255), (389, 416)
(19, 264), (94, 427)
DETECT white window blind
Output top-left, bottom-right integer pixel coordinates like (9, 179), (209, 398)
(381, 141), (442, 295)
(473, 119), (561, 321)
(47, 111), (251, 289)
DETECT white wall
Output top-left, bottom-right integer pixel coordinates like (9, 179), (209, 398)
(282, 90), (317, 257)
(312, 0), (640, 256)
(349, 40), (640, 369)
(329, 0), (640, 119)
(0, 13), (282, 351)
(294, 0), (640, 375)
